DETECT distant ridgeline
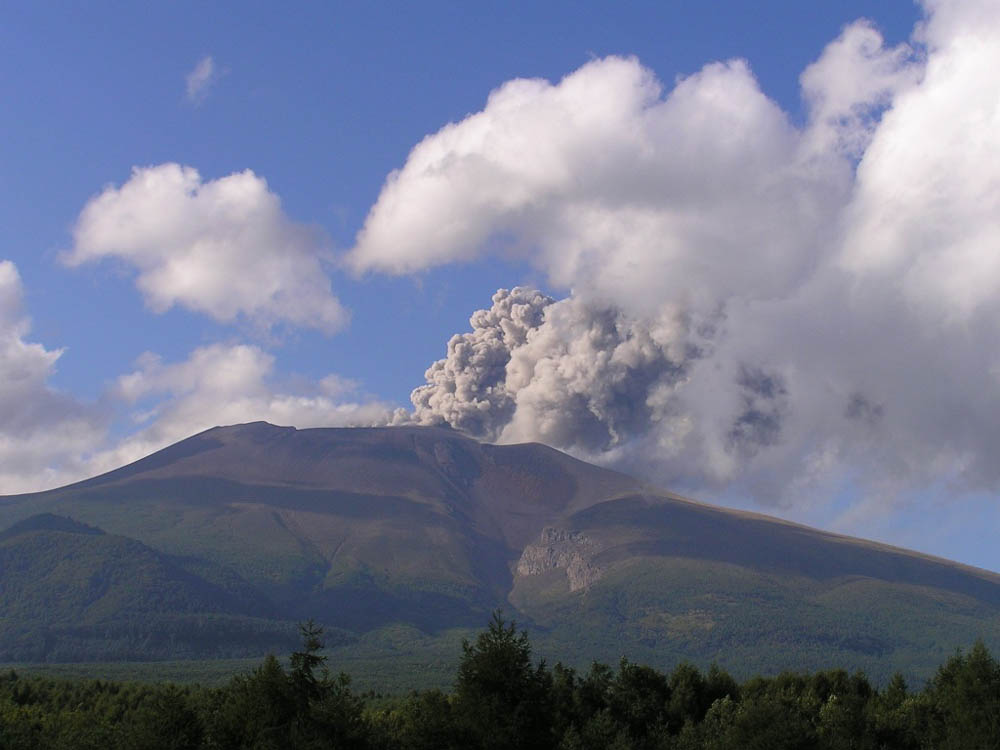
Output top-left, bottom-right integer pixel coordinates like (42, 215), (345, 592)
(2, 422), (1000, 686)
(1, 614), (999, 749)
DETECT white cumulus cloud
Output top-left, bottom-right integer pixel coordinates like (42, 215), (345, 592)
(799, 19), (921, 158)
(66, 164), (348, 334)
(348, 55), (847, 317)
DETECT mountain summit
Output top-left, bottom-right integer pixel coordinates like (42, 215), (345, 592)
(2, 422), (998, 682)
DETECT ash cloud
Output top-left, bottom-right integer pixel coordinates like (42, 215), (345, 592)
(410, 287), (553, 438)
(498, 297), (694, 453)
(408, 288), (698, 453)
(402, 289), (796, 497)
(726, 367), (788, 459)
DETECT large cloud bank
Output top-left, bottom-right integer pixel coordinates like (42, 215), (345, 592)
(364, 1), (1000, 509)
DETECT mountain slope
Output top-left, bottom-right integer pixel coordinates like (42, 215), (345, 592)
(1, 422), (999, 682)
(0, 513), (301, 661)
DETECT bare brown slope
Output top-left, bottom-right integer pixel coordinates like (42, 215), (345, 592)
(4, 421), (999, 596)
(0, 424), (651, 624)
(26, 421), (649, 559)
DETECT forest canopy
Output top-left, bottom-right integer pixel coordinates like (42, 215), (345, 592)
(2, 613), (998, 749)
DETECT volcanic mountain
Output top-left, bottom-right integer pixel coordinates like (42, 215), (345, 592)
(2, 422), (999, 683)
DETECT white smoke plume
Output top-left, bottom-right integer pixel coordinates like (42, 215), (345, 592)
(370, 0), (1000, 512)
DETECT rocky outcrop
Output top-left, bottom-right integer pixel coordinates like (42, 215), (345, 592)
(516, 527), (604, 591)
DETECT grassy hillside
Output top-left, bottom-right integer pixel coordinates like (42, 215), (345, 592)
(0, 514), (303, 661)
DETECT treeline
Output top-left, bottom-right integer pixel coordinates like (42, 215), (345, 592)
(2, 613), (999, 749)
(0, 614), (304, 663)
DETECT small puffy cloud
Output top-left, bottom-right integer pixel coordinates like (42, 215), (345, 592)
(0, 261), (107, 494)
(185, 56), (218, 104)
(66, 164), (348, 334)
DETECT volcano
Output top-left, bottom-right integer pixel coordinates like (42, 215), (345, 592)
(2, 422), (998, 683)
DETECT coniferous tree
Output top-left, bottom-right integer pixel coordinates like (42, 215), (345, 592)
(453, 610), (552, 750)
(921, 640), (1000, 749)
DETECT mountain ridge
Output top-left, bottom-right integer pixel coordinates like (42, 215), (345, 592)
(40, 421), (996, 578)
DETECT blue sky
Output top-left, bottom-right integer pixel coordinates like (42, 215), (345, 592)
(7, 1), (1000, 571)
(4, 1), (916, 402)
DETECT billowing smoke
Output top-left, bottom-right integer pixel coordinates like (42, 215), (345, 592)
(370, 1), (1000, 513)
(410, 289), (696, 451)
(497, 297), (698, 454)
(404, 288), (797, 497)
(410, 287), (553, 437)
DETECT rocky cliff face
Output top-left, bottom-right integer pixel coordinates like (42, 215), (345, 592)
(516, 527), (604, 591)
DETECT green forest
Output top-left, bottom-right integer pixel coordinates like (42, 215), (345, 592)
(2, 613), (998, 750)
